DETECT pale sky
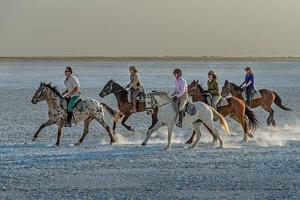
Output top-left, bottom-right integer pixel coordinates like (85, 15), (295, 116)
(0, 0), (300, 57)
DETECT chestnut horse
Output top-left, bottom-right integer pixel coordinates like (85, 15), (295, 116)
(186, 80), (259, 142)
(99, 79), (158, 132)
(221, 80), (292, 126)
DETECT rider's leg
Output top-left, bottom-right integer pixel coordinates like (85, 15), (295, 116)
(132, 98), (137, 112)
(176, 93), (188, 128)
(212, 95), (221, 109)
(246, 88), (253, 106)
(65, 95), (78, 127)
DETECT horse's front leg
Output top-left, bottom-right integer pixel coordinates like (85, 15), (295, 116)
(121, 113), (134, 131)
(164, 125), (174, 150)
(32, 120), (55, 142)
(142, 121), (165, 145)
(55, 119), (64, 146)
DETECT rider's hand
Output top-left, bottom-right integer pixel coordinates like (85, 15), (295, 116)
(63, 92), (70, 98)
(241, 86), (246, 91)
(172, 96), (178, 101)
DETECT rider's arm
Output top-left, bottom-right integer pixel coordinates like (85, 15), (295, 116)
(69, 87), (80, 96)
(175, 80), (186, 97)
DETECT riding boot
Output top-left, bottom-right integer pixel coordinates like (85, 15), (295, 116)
(65, 112), (72, 127)
(176, 111), (183, 128)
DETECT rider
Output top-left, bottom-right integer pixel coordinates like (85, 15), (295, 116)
(125, 66), (143, 113)
(207, 70), (221, 109)
(62, 66), (81, 127)
(171, 68), (188, 128)
(240, 66), (255, 106)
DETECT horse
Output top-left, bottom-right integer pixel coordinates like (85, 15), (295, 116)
(186, 80), (260, 143)
(99, 79), (158, 132)
(141, 91), (229, 150)
(31, 82), (119, 146)
(221, 80), (292, 126)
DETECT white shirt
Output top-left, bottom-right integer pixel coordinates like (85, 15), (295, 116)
(64, 75), (80, 97)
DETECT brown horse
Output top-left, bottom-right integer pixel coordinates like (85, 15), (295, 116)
(221, 80), (292, 126)
(186, 80), (259, 143)
(99, 79), (158, 132)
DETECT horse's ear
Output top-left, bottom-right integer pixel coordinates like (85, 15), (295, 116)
(225, 80), (228, 84)
(196, 80), (199, 83)
(40, 82), (43, 85)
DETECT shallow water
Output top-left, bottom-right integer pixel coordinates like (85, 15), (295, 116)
(0, 60), (299, 199)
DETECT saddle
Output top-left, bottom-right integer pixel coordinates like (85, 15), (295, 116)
(185, 102), (197, 116)
(242, 89), (261, 101)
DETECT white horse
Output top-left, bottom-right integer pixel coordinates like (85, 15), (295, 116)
(31, 82), (121, 146)
(141, 92), (229, 149)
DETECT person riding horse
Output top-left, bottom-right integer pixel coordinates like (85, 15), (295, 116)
(125, 66), (144, 113)
(240, 66), (255, 106)
(171, 68), (188, 128)
(62, 66), (81, 127)
(206, 70), (221, 109)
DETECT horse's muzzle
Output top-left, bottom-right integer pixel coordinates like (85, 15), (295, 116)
(31, 99), (37, 104)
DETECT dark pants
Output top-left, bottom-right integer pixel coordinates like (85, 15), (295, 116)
(246, 88), (254, 105)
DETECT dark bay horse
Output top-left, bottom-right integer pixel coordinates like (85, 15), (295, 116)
(186, 80), (259, 142)
(221, 80), (292, 126)
(99, 79), (158, 132)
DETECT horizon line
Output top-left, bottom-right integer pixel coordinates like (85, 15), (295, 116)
(1, 56), (300, 61)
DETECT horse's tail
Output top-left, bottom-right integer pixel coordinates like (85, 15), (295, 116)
(101, 102), (123, 123)
(245, 106), (260, 131)
(211, 107), (229, 134)
(273, 91), (292, 111)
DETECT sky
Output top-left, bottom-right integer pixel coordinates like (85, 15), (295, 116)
(0, 0), (300, 57)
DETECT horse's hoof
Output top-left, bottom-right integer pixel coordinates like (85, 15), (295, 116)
(32, 137), (37, 142)
(212, 139), (219, 143)
(74, 142), (80, 146)
(141, 142), (147, 146)
(185, 140), (193, 144)
(248, 133), (253, 138)
(163, 147), (170, 151)
(241, 139), (248, 143)
(130, 128), (135, 133)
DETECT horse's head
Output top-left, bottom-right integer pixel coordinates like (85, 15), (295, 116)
(188, 80), (199, 96)
(31, 82), (49, 104)
(221, 80), (231, 97)
(99, 79), (115, 98)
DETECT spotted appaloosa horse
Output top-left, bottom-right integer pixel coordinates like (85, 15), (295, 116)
(31, 82), (120, 146)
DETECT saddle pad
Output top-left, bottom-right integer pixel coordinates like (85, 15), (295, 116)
(242, 90), (261, 101)
(186, 103), (197, 116)
(217, 98), (229, 107)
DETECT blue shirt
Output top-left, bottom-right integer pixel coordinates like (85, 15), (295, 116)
(245, 74), (254, 89)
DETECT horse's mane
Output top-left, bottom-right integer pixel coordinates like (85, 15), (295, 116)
(112, 80), (127, 92)
(44, 83), (63, 98)
(230, 82), (242, 91)
(196, 83), (205, 93)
